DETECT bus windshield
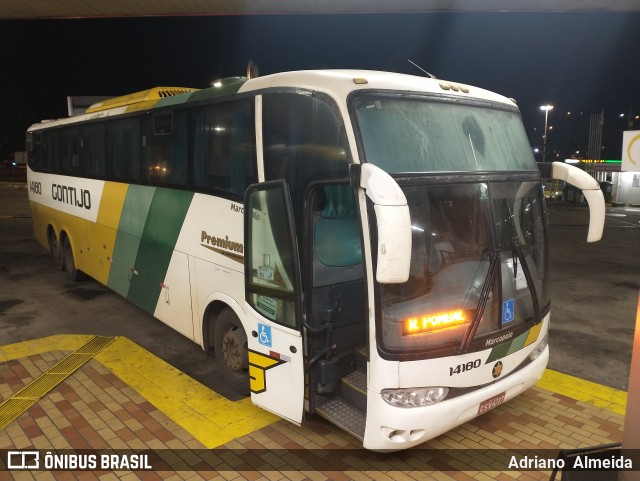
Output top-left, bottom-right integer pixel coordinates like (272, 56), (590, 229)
(377, 180), (549, 357)
(352, 94), (548, 358)
(353, 95), (537, 173)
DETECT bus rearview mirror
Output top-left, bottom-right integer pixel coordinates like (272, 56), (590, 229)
(551, 162), (605, 242)
(356, 164), (412, 284)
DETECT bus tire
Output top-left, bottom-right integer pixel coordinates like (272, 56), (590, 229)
(62, 237), (85, 282)
(48, 229), (64, 271)
(214, 308), (250, 395)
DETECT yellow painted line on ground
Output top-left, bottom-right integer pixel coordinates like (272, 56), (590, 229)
(0, 334), (278, 449)
(537, 369), (628, 415)
(0, 334), (93, 361)
(94, 337), (278, 448)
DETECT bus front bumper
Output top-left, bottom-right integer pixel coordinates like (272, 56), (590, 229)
(362, 346), (549, 451)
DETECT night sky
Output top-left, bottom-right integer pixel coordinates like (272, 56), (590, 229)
(1, 12), (639, 160)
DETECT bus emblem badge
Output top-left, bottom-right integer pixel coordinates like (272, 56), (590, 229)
(492, 361), (503, 378)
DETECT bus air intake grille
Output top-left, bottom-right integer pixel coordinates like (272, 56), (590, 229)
(86, 87), (197, 113)
(157, 88), (193, 98)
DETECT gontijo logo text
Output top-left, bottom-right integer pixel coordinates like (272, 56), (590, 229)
(28, 178), (92, 210)
(51, 183), (92, 210)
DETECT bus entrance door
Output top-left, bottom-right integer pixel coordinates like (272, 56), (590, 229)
(306, 184), (367, 440)
(243, 181), (305, 424)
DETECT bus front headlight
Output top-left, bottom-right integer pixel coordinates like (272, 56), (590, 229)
(381, 387), (449, 408)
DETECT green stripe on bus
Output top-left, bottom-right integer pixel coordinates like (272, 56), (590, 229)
(127, 188), (194, 314)
(119, 185), (156, 237)
(107, 185), (156, 297)
(485, 329), (531, 363)
(486, 341), (511, 364)
(506, 330), (528, 355)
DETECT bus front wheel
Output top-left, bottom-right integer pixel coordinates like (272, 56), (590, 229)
(214, 308), (250, 395)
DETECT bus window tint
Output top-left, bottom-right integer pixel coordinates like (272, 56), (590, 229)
(43, 130), (60, 173)
(191, 99), (256, 198)
(107, 117), (140, 182)
(28, 132), (43, 171)
(262, 93), (350, 222)
(80, 123), (106, 178)
(60, 128), (80, 175)
(142, 110), (188, 186)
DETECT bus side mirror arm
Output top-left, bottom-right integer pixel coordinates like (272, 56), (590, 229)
(351, 163), (412, 284)
(551, 162), (606, 242)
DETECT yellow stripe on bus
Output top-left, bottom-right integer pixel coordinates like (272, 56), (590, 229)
(91, 182), (128, 284)
(96, 182), (129, 230)
(523, 322), (543, 347)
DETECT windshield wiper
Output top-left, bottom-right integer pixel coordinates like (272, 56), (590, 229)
(458, 249), (499, 353)
(505, 201), (542, 326)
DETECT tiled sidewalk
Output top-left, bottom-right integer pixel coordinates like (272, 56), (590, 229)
(0, 336), (627, 481)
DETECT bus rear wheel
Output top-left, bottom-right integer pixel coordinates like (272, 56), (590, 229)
(48, 230), (64, 271)
(62, 237), (85, 282)
(214, 308), (250, 395)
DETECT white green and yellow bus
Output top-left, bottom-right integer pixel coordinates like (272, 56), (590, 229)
(26, 70), (605, 451)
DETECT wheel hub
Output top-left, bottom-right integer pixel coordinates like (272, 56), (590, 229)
(222, 327), (247, 373)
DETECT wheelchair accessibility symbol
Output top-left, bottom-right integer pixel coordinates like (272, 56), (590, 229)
(502, 299), (515, 324)
(257, 323), (272, 347)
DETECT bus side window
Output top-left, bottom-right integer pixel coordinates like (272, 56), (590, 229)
(142, 110), (188, 187)
(262, 93), (350, 224)
(60, 127), (80, 176)
(80, 123), (106, 178)
(43, 130), (60, 173)
(27, 132), (42, 171)
(314, 185), (362, 268)
(107, 117), (141, 183)
(191, 99), (257, 198)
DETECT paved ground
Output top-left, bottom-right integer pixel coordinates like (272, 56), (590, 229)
(0, 334), (631, 480)
(545, 201), (639, 390)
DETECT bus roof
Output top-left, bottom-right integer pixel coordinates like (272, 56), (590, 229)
(28, 70), (516, 131)
(239, 69), (515, 106)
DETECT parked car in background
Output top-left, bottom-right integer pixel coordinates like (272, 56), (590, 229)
(544, 178), (565, 201)
(3, 151), (27, 168)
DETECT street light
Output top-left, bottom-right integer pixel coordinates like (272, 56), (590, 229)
(540, 104), (554, 162)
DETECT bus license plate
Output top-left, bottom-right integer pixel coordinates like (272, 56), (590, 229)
(478, 391), (506, 414)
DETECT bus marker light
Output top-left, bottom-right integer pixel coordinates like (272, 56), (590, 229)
(403, 309), (469, 336)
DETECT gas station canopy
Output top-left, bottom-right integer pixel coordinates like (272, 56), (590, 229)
(1, 0), (639, 19)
